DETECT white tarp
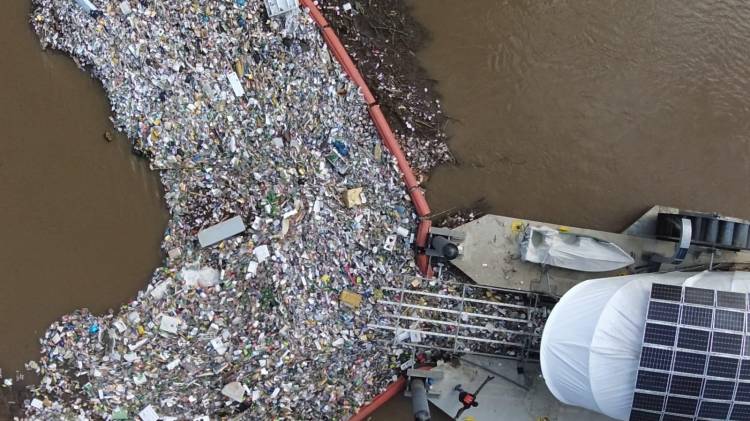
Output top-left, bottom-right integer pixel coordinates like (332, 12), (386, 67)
(540, 271), (750, 420)
(520, 226), (634, 272)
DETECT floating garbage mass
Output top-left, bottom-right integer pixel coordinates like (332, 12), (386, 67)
(25, 0), (419, 418)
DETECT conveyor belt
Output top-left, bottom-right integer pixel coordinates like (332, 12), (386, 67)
(657, 212), (750, 251)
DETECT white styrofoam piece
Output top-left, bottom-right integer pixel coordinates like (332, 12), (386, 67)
(197, 216), (246, 247)
(226, 71), (245, 97)
(138, 405), (159, 421)
(159, 315), (179, 334)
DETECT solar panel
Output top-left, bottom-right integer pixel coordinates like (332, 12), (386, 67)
(676, 327), (709, 352)
(736, 382), (750, 402)
(648, 301), (680, 323)
(651, 284), (683, 301)
(712, 332), (743, 355)
(708, 356), (740, 378)
(636, 370), (669, 392)
(717, 290), (747, 310)
(703, 379), (736, 400)
(633, 392), (665, 411)
(716, 309), (745, 332)
(631, 284), (750, 420)
(684, 287), (714, 306)
(673, 351), (706, 374)
(680, 305), (713, 328)
(640, 347), (674, 371)
(698, 401), (730, 419)
(731, 403), (750, 420)
(664, 396), (698, 415)
(644, 323), (676, 346)
(668, 375), (702, 396)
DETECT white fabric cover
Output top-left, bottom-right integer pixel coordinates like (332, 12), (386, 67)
(540, 271), (750, 420)
(520, 226), (635, 272)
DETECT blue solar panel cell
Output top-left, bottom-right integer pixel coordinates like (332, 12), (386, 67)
(664, 396), (698, 415)
(673, 351), (706, 375)
(668, 375), (702, 396)
(651, 284), (683, 301)
(636, 370), (670, 392)
(698, 401), (731, 419)
(737, 382), (750, 402)
(648, 301), (680, 323)
(676, 328), (709, 352)
(717, 290), (747, 310)
(641, 347), (674, 371)
(712, 331), (743, 355)
(644, 323), (677, 347)
(707, 356), (739, 379)
(703, 379), (736, 400)
(684, 287), (714, 306)
(731, 403), (750, 421)
(681, 305), (713, 328)
(715, 309), (745, 332)
(632, 392), (665, 411)
(629, 410), (660, 421)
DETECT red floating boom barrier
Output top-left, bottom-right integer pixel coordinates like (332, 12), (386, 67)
(298, 0), (437, 417)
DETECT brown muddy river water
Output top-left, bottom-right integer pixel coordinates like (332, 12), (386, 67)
(0, 1), (167, 376)
(414, 0), (750, 231)
(4, 0), (750, 416)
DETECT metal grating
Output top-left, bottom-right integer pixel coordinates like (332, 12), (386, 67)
(630, 284), (750, 421)
(369, 276), (552, 360)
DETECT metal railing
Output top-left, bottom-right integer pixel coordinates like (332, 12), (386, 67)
(369, 276), (552, 361)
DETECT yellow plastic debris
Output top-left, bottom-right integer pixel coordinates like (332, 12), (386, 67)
(343, 187), (364, 208)
(340, 290), (363, 309)
(373, 143), (382, 161)
(137, 325), (146, 336)
(558, 226), (571, 233)
(511, 220), (524, 234)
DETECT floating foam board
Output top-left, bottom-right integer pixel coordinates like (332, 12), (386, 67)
(198, 216), (246, 247)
